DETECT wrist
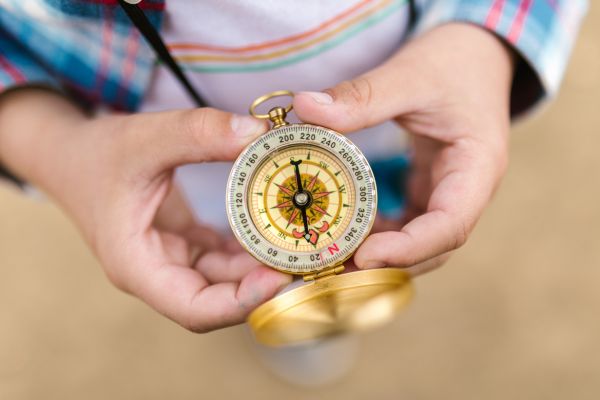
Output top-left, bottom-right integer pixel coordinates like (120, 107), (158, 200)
(410, 23), (514, 130)
(0, 88), (87, 188)
(432, 22), (515, 93)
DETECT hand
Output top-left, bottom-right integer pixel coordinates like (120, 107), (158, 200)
(293, 23), (514, 275)
(0, 90), (292, 332)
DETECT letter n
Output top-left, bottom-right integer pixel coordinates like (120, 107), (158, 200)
(327, 243), (340, 255)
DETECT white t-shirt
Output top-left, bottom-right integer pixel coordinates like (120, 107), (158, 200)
(140, 0), (411, 230)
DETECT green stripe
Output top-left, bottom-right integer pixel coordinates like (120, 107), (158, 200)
(182, 0), (406, 74)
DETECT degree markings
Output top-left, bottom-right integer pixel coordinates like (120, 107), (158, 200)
(252, 146), (352, 252)
(227, 124), (376, 274)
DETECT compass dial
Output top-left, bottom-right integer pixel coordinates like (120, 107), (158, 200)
(227, 124), (377, 275)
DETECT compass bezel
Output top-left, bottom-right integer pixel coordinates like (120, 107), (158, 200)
(226, 123), (377, 275)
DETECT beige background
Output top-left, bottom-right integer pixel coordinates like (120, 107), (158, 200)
(1, 7), (599, 400)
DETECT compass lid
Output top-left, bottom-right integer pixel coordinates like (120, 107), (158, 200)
(247, 268), (412, 346)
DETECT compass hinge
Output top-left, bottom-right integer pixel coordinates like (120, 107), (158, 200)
(268, 106), (289, 129)
(303, 265), (345, 282)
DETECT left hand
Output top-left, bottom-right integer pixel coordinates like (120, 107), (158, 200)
(0, 92), (292, 332)
(293, 23), (514, 275)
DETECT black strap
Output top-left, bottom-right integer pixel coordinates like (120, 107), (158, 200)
(118, 0), (207, 107)
(407, 0), (418, 32)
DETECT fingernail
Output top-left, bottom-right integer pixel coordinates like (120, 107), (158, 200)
(231, 115), (266, 137)
(300, 91), (334, 105)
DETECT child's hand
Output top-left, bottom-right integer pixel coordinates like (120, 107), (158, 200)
(0, 90), (291, 332)
(294, 23), (514, 275)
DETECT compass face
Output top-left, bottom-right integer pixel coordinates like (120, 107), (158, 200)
(226, 124), (377, 275)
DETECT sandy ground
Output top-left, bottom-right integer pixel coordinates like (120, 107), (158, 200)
(1, 7), (599, 400)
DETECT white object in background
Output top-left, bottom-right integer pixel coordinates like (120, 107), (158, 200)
(249, 330), (360, 387)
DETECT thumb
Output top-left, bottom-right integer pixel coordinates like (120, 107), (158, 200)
(124, 108), (268, 174)
(293, 65), (416, 133)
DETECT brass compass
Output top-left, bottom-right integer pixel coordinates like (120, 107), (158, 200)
(226, 91), (412, 346)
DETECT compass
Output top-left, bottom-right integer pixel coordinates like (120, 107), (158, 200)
(226, 91), (412, 346)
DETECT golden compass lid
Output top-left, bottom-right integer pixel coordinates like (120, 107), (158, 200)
(230, 91), (413, 346)
(248, 268), (413, 346)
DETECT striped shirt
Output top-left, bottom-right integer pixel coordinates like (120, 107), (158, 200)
(0, 0), (588, 114)
(0, 0), (589, 222)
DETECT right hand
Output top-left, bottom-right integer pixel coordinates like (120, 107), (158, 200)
(0, 89), (292, 332)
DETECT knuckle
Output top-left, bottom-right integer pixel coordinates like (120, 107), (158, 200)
(493, 142), (509, 177)
(186, 323), (210, 334)
(396, 231), (420, 267)
(452, 219), (470, 250)
(327, 78), (374, 130)
(96, 236), (132, 293)
(104, 267), (129, 293)
(402, 255), (420, 268)
(184, 314), (223, 334)
(333, 78), (374, 108)
(177, 109), (210, 144)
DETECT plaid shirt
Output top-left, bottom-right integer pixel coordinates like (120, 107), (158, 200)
(0, 0), (588, 113)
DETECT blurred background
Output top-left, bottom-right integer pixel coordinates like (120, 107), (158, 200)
(1, 6), (599, 400)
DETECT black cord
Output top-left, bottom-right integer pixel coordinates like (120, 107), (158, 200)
(118, 0), (207, 107)
(407, 0), (418, 32)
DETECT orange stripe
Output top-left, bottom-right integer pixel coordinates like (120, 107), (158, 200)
(175, 0), (392, 63)
(168, 0), (375, 53)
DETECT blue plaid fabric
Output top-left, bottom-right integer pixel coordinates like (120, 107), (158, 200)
(0, 0), (588, 112)
(0, 0), (164, 110)
(414, 0), (588, 115)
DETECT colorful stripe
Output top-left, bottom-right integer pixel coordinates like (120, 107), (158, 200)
(117, 26), (141, 107)
(168, 0), (374, 54)
(172, 0), (406, 74)
(484, 0), (506, 29)
(0, 0), (588, 113)
(0, 54), (25, 84)
(95, 6), (114, 93)
(507, 0), (534, 43)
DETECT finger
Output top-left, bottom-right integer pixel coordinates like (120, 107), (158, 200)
(132, 260), (292, 333)
(154, 183), (224, 250)
(123, 108), (269, 175)
(372, 215), (403, 233)
(350, 249), (449, 276)
(355, 140), (502, 268)
(222, 236), (245, 253)
(292, 59), (421, 133)
(181, 225), (223, 253)
(402, 135), (437, 224)
(194, 251), (274, 284)
(154, 183), (198, 232)
(407, 135), (438, 209)
(403, 252), (452, 276)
